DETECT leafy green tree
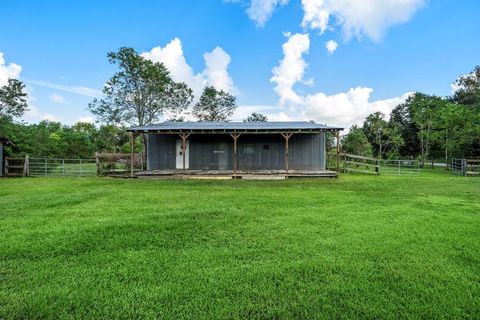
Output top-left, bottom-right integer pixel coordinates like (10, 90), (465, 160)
(244, 112), (267, 122)
(192, 86), (237, 121)
(452, 66), (480, 107)
(95, 124), (130, 153)
(342, 125), (373, 156)
(0, 79), (28, 119)
(389, 99), (420, 156)
(89, 47), (193, 151)
(408, 93), (445, 163)
(363, 112), (404, 159)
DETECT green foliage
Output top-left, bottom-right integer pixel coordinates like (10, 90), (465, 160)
(0, 117), (132, 158)
(0, 78), (28, 119)
(243, 112), (267, 122)
(389, 100), (421, 156)
(192, 86), (237, 121)
(89, 47), (193, 126)
(452, 65), (480, 107)
(362, 112), (404, 158)
(342, 125), (373, 156)
(1, 174), (479, 318)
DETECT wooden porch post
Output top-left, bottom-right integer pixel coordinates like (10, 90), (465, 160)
(336, 131), (340, 173)
(179, 133), (191, 174)
(230, 133), (242, 177)
(130, 133), (136, 178)
(281, 133), (293, 173)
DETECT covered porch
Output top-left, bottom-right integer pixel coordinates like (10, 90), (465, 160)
(127, 122), (343, 179)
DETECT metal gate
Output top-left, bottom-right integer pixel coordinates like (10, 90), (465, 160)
(380, 159), (421, 175)
(28, 158), (96, 177)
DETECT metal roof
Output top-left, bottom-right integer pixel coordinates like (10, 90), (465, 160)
(128, 121), (343, 133)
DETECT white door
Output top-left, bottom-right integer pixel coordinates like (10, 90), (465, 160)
(176, 140), (189, 169)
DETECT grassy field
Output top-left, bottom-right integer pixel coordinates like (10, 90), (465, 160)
(1, 172), (479, 319)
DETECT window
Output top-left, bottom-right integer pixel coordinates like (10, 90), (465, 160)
(263, 144), (270, 150)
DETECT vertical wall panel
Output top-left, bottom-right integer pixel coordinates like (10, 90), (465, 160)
(147, 134), (176, 170)
(237, 135), (285, 170)
(189, 135), (233, 170)
(146, 132), (326, 171)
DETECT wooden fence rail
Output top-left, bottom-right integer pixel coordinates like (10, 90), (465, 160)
(328, 153), (421, 175)
(328, 153), (380, 175)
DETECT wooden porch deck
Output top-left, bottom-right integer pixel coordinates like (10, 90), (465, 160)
(136, 169), (337, 179)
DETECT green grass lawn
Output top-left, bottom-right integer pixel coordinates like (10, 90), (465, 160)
(1, 172), (479, 319)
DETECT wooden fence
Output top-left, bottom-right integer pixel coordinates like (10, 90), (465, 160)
(328, 153), (379, 174)
(327, 153), (421, 175)
(95, 152), (144, 177)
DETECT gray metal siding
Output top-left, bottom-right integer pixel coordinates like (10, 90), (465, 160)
(146, 133), (326, 171)
(147, 134), (176, 170)
(237, 135), (285, 170)
(189, 135), (233, 170)
(289, 133), (325, 170)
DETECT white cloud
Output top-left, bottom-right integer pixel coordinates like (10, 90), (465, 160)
(0, 52), (22, 86)
(304, 87), (412, 129)
(232, 105), (277, 121)
(301, 0), (331, 34)
(301, 0), (426, 42)
(269, 33), (412, 129)
(325, 40), (338, 54)
(28, 80), (101, 98)
(76, 116), (93, 123)
(50, 93), (68, 104)
(24, 105), (62, 122)
(141, 38), (235, 100)
(203, 47), (235, 93)
(450, 82), (461, 95)
(0, 53), (62, 123)
(271, 33), (310, 107)
(246, 0), (289, 26)
(141, 38), (206, 99)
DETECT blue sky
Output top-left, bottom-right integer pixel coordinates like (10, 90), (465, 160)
(0, 0), (479, 128)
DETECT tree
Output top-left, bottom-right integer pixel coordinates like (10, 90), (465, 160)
(363, 112), (404, 159)
(94, 124), (129, 153)
(192, 86), (237, 121)
(389, 100), (420, 157)
(0, 78), (28, 119)
(244, 112), (267, 122)
(342, 125), (373, 156)
(89, 47), (193, 150)
(408, 93), (445, 163)
(453, 66), (480, 107)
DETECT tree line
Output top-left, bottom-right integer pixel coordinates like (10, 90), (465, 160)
(0, 46), (478, 161)
(342, 66), (480, 162)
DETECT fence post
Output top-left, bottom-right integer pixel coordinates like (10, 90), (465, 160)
(79, 159), (82, 177)
(44, 158), (47, 176)
(398, 160), (401, 175)
(62, 159), (65, 176)
(95, 152), (100, 176)
(5, 157), (8, 176)
(23, 155), (29, 177)
(462, 159), (467, 176)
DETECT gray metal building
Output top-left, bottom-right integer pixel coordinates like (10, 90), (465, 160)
(127, 122), (343, 178)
